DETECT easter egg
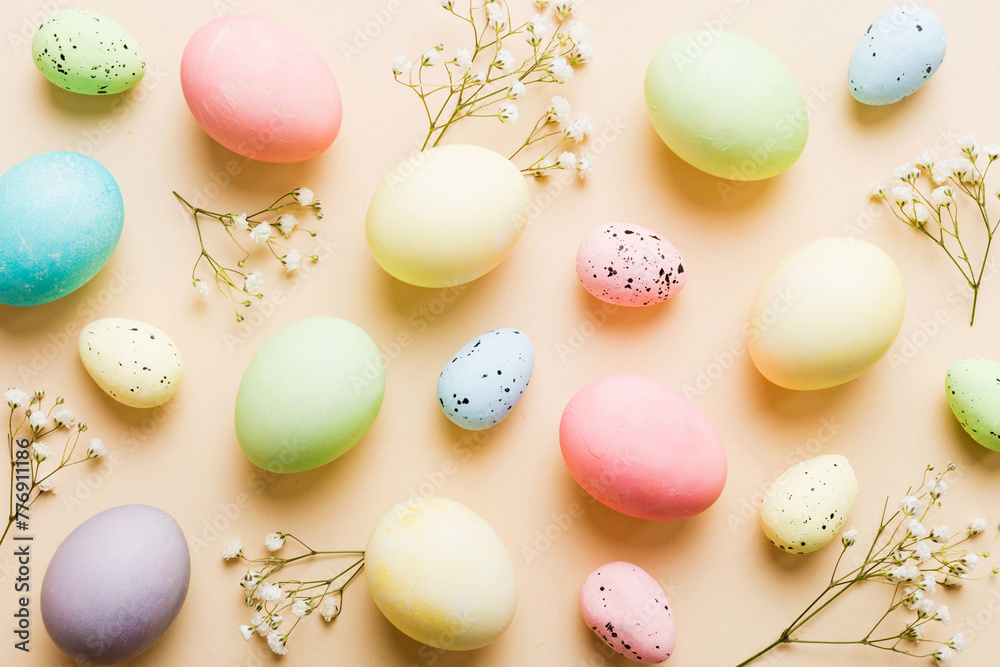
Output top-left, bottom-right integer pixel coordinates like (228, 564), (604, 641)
(0, 152), (123, 307)
(181, 15), (342, 162)
(437, 328), (534, 430)
(644, 31), (808, 181)
(560, 375), (727, 521)
(580, 562), (675, 664)
(235, 317), (384, 473)
(366, 145), (530, 288)
(32, 9), (145, 95)
(946, 358), (1000, 451)
(760, 455), (857, 554)
(366, 497), (517, 650)
(41, 505), (190, 664)
(848, 6), (946, 106)
(576, 222), (686, 307)
(748, 237), (904, 391)
(78, 318), (183, 408)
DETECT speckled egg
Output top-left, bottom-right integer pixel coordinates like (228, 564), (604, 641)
(0, 152), (124, 307)
(437, 329), (534, 430)
(946, 358), (1000, 451)
(41, 505), (190, 664)
(181, 15), (342, 162)
(576, 223), (686, 307)
(760, 455), (857, 554)
(581, 561), (675, 664)
(848, 6), (946, 106)
(32, 9), (145, 95)
(560, 375), (727, 521)
(78, 318), (183, 408)
(366, 497), (517, 651)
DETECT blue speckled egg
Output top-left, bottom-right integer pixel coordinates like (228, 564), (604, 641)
(437, 329), (534, 430)
(0, 152), (124, 306)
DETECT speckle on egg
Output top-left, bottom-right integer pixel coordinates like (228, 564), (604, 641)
(946, 358), (1000, 452)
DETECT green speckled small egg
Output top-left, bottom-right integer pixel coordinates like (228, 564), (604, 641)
(946, 358), (1000, 452)
(32, 9), (145, 95)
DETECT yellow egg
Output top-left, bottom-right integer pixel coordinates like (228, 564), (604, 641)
(366, 145), (529, 288)
(748, 237), (905, 390)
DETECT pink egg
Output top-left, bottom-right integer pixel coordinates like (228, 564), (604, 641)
(180, 15), (342, 163)
(559, 375), (726, 520)
(581, 561), (675, 663)
(576, 223), (686, 307)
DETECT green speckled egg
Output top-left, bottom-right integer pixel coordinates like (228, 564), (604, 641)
(32, 9), (145, 95)
(946, 358), (1000, 452)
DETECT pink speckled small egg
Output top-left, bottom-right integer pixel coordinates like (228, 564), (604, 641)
(559, 375), (726, 520)
(180, 15), (342, 163)
(576, 223), (686, 307)
(581, 561), (675, 664)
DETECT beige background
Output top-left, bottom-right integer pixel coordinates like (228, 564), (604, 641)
(2, 0), (1000, 665)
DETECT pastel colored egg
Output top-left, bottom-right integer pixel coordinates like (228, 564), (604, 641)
(760, 455), (857, 554)
(41, 505), (190, 664)
(946, 358), (1000, 451)
(748, 237), (904, 390)
(78, 318), (183, 408)
(581, 561), (675, 664)
(559, 375), (727, 521)
(0, 152), (124, 306)
(180, 15), (342, 162)
(366, 497), (517, 650)
(576, 222), (686, 307)
(645, 31), (808, 181)
(849, 6), (946, 106)
(366, 145), (530, 288)
(437, 328), (534, 430)
(235, 317), (385, 473)
(32, 9), (145, 95)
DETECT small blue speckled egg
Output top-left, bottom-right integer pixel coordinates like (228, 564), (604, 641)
(437, 329), (534, 430)
(0, 152), (124, 306)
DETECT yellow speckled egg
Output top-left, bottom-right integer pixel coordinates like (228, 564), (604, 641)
(365, 497), (517, 650)
(748, 237), (904, 390)
(366, 145), (529, 288)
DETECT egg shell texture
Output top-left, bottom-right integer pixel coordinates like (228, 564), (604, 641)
(581, 561), (675, 664)
(437, 329), (534, 430)
(32, 9), (145, 95)
(0, 152), (124, 307)
(79, 318), (183, 408)
(180, 14), (342, 163)
(559, 375), (727, 520)
(848, 6), (946, 106)
(365, 497), (517, 651)
(760, 455), (857, 554)
(576, 223), (686, 306)
(41, 505), (190, 664)
(946, 358), (1000, 452)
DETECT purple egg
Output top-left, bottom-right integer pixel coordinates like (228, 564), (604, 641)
(41, 505), (190, 664)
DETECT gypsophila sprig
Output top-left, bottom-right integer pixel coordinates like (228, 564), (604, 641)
(224, 532), (364, 655)
(736, 464), (994, 666)
(173, 189), (323, 322)
(2, 390), (107, 549)
(392, 0), (594, 177)
(872, 136), (1000, 325)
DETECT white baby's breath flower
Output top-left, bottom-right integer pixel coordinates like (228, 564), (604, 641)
(556, 151), (576, 169)
(907, 519), (928, 539)
(926, 478), (950, 500)
(565, 113), (593, 142)
(931, 163), (952, 185)
(891, 185), (913, 206)
(244, 270), (264, 296)
(86, 438), (105, 459)
(918, 572), (937, 593)
(454, 48), (472, 74)
(249, 223), (271, 244)
(439, 0), (454, 9)
(239, 625), (254, 640)
(931, 186), (954, 208)
(497, 102), (518, 125)
(566, 19), (587, 43)
(28, 411), (47, 432)
(934, 605), (951, 623)
(251, 613), (267, 636)
(291, 600), (311, 617)
(912, 540), (932, 563)
(485, 1), (507, 30)
(507, 80), (526, 99)
(547, 95), (571, 124)
(38, 478), (55, 493)
(283, 249), (301, 272)
(571, 40), (593, 65)
(915, 597), (936, 619)
(493, 49), (514, 71)
(915, 152), (935, 169)
(391, 55), (411, 76)
(970, 518), (988, 535)
(546, 56), (574, 82)
(946, 157), (974, 177)
(888, 564), (920, 583)
(231, 213), (249, 232)
(29, 441), (50, 462)
(957, 135), (976, 151)
(222, 539), (243, 560)
(319, 594), (341, 622)
(841, 527), (858, 547)
(893, 162), (916, 181)
(948, 633), (966, 651)
(870, 180), (886, 198)
(930, 525), (952, 543)
(574, 154), (593, 179)
(984, 144), (1000, 161)
(534, 0), (550, 7)
(292, 188), (314, 205)
(959, 553), (980, 570)
(4, 389), (30, 408)
(421, 46), (441, 67)
(528, 13), (551, 35)
(902, 624), (923, 642)
(943, 574), (966, 587)
(933, 646), (954, 665)
(264, 532), (285, 552)
(902, 587), (923, 610)
(259, 583), (287, 603)
(52, 405), (73, 427)
(194, 279), (210, 297)
(276, 214), (297, 236)
(553, 0), (576, 18)
(470, 71), (487, 85)
(266, 632), (288, 656)
(913, 202), (930, 226)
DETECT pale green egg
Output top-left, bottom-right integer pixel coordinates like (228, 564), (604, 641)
(644, 30), (808, 181)
(946, 358), (1000, 452)
(32, 9), (145, 95)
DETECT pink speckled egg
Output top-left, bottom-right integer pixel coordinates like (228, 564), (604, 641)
(581, 561), (675, 663)
(180, 15), (342, 163)
(576, 223), (686, 307)
(559, 375), (726, 520)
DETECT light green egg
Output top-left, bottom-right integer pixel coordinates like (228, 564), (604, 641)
(32, 9), (145, 95)
(235, 317), (386, 473)
(644, 30), (808, 181)
(946, 358), (1000, 452)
